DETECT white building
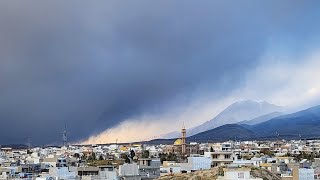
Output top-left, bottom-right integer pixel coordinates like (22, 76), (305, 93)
(217, 167), (263, 180)
(98, 170), (117, 180)
(50, 167), (77, 179)
(299, 168), (314, 180)
(119, 163), (141, 180)
(187, 155), (211, 171)
(160, 161), (181, 175)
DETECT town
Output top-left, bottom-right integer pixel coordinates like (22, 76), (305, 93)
(1, 1), (320, 180)
(1, 126), (319, 180)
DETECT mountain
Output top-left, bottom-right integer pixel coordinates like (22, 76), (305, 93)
(188, 124), (257, 142)
(152, 105), (320, 143)
(185, 100), (284, 137)
(237, 112), (285, 125)
(249, 105), (320, 139)
(143, 124), (256, 144)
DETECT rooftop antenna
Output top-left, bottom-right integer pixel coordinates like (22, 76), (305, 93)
(62, 123), (68, 147)
(276, 132), (280, 141)
(116, 139), (118, 148)
(26, 137), (31, 150)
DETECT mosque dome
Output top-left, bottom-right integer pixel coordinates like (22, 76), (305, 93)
(174, 139), (182, 145)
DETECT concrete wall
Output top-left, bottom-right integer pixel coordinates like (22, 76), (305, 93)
(299, 168), (314, 180)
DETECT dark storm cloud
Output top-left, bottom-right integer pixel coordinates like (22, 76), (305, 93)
(0, 1), (319, 144)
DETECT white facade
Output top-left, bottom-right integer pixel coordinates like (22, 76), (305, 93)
(299, 168), (314, 180)
(49, 167), (77, 180)
(119, 163), (139, 176)
(187, 156), (211, 170)
(99, 171), (117, 180)
(160, 166), (181, 174)
(232, 159), (262, 167)
(217, 168), (263, 180)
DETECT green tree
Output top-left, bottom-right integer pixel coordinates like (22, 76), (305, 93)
(125, 155), (131, 163)
(74, 153), (80, 158)
(130, 150), (135, 159)
(142, 150), (150, 158)
(210, 147), (214, 152)
(159, 153), (167, 164)
(167, 152), (177, 161)
(120, 153), (128, 159)
(81, 154), (87, 160)
(88, 152), (96, 161)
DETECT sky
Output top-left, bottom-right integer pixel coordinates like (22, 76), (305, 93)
(0, 1), (320, 145)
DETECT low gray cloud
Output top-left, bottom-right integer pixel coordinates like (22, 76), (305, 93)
(0, 1), (319, 145)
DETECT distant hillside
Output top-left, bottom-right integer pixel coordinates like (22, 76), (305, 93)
(143, 124), (256, 144)
(141, 139), (176, 145)
(149, 105), (320, 144)
(0, 144), (28, 149)
(161, 100), (284, 139)
(249, 105), (320, 139)
(237, 112), (285, 125)
(188, 124), (257, 142)
(186, 100), (283, 137)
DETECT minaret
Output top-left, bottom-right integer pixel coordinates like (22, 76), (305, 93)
(181, 122), (186, 155)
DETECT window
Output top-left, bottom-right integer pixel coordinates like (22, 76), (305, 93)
(212, 154), (218, 159)
(212, 163), (218, 167)
(225, 154), (230, 159)
(238, 173), (244, 178)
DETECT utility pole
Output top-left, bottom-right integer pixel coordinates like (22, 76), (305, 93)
(62, 123), (68, 147)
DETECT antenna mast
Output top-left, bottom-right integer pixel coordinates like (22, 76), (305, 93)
(62, 123), (68, 146)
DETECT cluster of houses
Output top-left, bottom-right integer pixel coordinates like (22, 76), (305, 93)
(1, 138), (320, 179)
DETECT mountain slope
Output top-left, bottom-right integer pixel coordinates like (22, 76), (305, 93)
(186, 100), (283, 137)
(188, 124), (257, 142)
(145, 124), (257, 144)
(249, 105), (320, 139)
(153, 105), (320, 143)
(237, 112), (285, 125)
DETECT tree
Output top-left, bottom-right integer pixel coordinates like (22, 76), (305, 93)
(125, 156), (130, 163)
(142, 150), (150, 158)
(99, 155), (104, 160)
(120, 153), (128, 159)
(88, 152), (96, 161)
(167, 153), (177, 162)
(159, 153), (167, 164)
(81, 154), (86, 160)
(74, 153), (80, 159)
(210, 147), (214, 152)
(130, 150), (135, 159)
(260, 148), (274, 157)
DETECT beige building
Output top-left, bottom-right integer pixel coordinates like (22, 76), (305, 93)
(204, 151), (236, 167)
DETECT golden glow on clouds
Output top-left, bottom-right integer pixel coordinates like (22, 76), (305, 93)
(308, 88), (318, 95)
(81, 50), (320, 145)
